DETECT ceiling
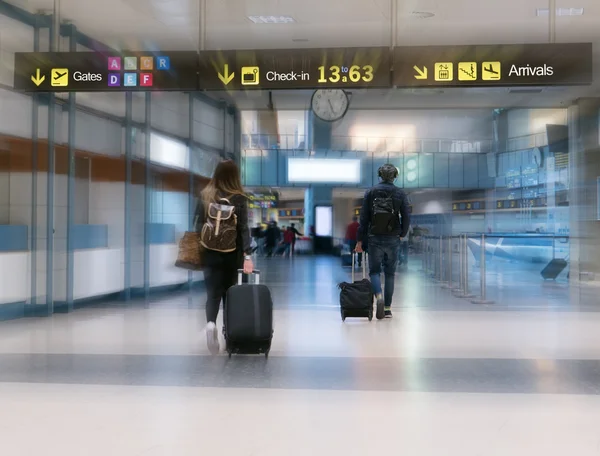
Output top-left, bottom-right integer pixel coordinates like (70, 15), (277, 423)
(2, 0), (600, 108)
(9, 0), (600, 50)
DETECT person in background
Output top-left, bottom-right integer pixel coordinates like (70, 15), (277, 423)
(195, 160), (253, 355)
(282, 226), (295, 257)
(289, 223), (303, 255)
(264, 221), (280, 257)
(356, 164), (410, 320)
(251, 223), (262, 255)
(345, 216), (361, 267)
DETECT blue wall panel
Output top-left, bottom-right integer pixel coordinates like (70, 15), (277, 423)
(0, 225), (28, 251)
(147, 223), (176, 244)
(244, 156), (261, 186)
(418, 153), (434, 187)
(260, 149), (278, 186)
(404, 155), (419, 189)
(434, 153), (449, 188)
(463, 154), (479, 188)
(72, 225), (108, 249)
(478, 154), (494, 188)
(448, 154), (464, 188)
(242, 150), (498, 189)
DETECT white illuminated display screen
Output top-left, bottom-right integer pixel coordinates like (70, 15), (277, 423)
(287, 158), (361, 184)
(315, 206), (333, 237)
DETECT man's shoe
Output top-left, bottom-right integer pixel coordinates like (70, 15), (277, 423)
(376, 294), (385, 320)
(384, 307), (393, 319)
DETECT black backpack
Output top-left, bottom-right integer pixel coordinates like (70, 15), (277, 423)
(370, 190), (400, 235)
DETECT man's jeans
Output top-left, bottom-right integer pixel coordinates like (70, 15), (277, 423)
(368, 235), (400, 308)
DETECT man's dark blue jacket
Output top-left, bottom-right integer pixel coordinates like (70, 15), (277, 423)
(357, 182), (411, 243)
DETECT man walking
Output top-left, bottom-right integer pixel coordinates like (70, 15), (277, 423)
(355, 164), (410, 320)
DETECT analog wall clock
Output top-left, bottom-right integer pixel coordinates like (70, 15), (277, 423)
(311, 89), (349, 122)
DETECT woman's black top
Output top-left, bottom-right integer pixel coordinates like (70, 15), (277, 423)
(194, 193), (252, 257)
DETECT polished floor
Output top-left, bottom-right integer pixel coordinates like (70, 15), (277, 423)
(1, 256), (600, 455)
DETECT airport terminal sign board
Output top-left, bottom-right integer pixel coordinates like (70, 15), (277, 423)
(13, 51), (198, 92)
(197, 47), (391, 90)
(393, 43), (592, 87)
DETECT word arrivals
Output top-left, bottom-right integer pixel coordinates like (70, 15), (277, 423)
(509, 64), (554, 77)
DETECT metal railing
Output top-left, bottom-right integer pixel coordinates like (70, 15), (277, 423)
(242, 132), (551, 155)
(421, 233), (570, 305)
(242, 134), (493, 154)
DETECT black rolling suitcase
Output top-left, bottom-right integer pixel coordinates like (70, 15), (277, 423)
(541, 258), (568, 280)
(224, 270), (273, 358)
(338, 253), (373, 321)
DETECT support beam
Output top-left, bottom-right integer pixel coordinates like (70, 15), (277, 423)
(144, 92), (152, 300)
(123, 92), (133, 301)
(65, 23), (77, 312)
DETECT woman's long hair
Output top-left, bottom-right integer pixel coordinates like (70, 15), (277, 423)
(201, 159), (246, 203)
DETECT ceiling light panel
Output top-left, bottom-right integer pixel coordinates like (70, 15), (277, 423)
(248, 16), (295, 24)
(536, 7), (584, 16)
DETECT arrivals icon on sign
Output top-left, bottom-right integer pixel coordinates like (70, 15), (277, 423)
(482, 62), (501, 80)
(458, 62), (477, 81)
(434, 62), (453, 81)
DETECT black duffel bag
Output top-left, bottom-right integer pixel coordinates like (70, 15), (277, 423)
(338, 252), (373, 321)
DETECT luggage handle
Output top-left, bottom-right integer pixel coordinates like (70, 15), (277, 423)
(351, 252), (368, 282)
(237, 269), (261, 285)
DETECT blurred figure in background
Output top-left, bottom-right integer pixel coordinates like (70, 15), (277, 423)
(282, 227), (295, 257)
(195, 160), (253, 355)
(345, 216), (361, 267)
(289, 223), (303, 255)
(251, 222), (263, 255)
(264, 221), (280, 257)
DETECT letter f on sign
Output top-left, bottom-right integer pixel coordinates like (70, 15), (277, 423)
(140, 73), (153, 87)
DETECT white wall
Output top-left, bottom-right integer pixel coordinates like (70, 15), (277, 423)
(330, 109), (493, 149)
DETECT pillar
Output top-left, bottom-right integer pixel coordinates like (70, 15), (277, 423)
(568, 98), (600, 284)
(305, 186), (333, 253)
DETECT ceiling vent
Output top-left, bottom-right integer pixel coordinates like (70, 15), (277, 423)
(410, 11), (435, 19)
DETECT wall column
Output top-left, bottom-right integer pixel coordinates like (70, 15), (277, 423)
(568, 98), (600, 285)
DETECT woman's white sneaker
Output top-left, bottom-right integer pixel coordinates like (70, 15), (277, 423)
(206, 322), (220, 355)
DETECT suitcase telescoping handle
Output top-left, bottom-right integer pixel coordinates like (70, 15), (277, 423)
(237, 269), (261, 285)
(351, 252), (368, 282)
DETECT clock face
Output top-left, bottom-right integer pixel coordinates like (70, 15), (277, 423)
(311, 89), (349, 122)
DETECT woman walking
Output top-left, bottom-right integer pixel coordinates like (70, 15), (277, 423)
(195, 160), (253, 355)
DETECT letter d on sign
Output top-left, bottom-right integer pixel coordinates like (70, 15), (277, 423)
(108, 73), (121, 87)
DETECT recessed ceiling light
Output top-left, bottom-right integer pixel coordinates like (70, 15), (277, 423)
(536, 7), (584, 16)
(248, 16), (295, 24)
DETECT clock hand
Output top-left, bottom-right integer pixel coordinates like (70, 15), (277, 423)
(328, 99), (334, 112)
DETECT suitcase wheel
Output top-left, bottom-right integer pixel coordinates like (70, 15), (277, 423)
(368, 310), (373, 321)
(228, 351), (232, 359)
(264, 349), (270, 359)
(340, 309), (346, 322)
